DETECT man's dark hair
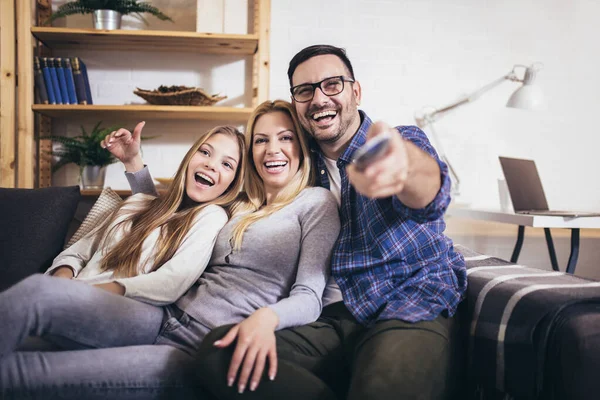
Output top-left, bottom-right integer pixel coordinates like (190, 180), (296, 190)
(287, 44), (355, 87)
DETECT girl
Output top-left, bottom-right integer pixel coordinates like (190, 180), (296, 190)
(0, 124), (245, 361)
(44, 124), (245, 305)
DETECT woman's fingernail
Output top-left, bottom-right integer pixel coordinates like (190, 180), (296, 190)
(227, 377), (233, 387)
(250, 382), (257, 391)
(214, 340), (221, 346)
(270, 375), (275, 381)
(238, 384), (245, 394)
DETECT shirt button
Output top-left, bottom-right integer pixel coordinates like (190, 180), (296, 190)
(321, 170), (325, 175)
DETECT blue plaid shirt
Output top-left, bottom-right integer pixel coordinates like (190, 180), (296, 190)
(314, 111), (467, 325)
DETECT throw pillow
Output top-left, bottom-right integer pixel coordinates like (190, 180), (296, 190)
(65, 187), (123, 248)
(0, 186), (80, 291)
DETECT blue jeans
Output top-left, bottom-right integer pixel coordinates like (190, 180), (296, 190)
(0, 274), (208, 399)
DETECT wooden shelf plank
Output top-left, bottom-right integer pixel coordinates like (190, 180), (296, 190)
(31, 27), (259, 55)
(32, 105), (253, 122)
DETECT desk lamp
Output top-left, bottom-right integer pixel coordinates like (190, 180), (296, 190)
(414, 63), (544, 196)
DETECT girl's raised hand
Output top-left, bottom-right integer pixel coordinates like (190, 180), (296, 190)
(214, 307), (279, 394)
(101, 121), (146, 172)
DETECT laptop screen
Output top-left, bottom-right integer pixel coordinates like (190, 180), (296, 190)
(499, 157), (549, 212)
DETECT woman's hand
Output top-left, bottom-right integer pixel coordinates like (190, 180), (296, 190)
(93, 281), (125, 296)
(214, 307), (280, 393)
(52, 266), (74, 279)
(100, 121), (145, 172)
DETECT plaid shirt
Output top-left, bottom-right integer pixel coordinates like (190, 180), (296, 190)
(314, 111), (467, 325)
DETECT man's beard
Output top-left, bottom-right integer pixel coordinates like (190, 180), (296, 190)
(304, 102), (357, 145)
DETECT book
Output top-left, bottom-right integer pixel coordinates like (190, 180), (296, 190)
(62, 58), (78, 104)
(33, 57), (49, 104)
(80, 58), (93, 105)
(40, 57), (56, 105)
(47, 57), (63, 104)
(54, 58), (70, 104)
(71, 57), (93, 105)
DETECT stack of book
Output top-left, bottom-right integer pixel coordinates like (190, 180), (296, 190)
(33, 57), (93, 105)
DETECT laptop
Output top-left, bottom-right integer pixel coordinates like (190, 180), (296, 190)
(499, 156), (600, 217)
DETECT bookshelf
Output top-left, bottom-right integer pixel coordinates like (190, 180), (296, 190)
(8, 0), (270, 189)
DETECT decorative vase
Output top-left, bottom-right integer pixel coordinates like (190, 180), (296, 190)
(92, 10), (122, 30)
(81, 165), (107, 190)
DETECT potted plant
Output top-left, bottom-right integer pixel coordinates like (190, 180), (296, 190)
(46, 0), (173, 30)
(43, 121), (154, 189)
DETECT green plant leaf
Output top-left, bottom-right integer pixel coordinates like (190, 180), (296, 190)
(40, 121), (157, 171)
(45, 0), (173, 24)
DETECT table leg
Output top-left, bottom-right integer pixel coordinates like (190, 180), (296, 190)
(565, 228), (581, 274)
(544, 228), (560, 271)
(511, 225), (525, 263)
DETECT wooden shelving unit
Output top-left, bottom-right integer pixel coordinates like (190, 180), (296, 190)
(31, 27), (259, 54)
(6, 0), (271, 189)
(32, 105), (254, 122)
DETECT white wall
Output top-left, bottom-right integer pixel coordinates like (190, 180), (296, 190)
(270, 0), (600, 212)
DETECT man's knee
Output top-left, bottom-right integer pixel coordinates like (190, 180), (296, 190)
(194, 324), (236, 372)
(349, 319), (453, 400)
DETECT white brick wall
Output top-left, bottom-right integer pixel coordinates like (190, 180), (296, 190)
(271, 0), (600, 213)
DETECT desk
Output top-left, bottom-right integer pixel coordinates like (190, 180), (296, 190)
(447, 208), (600, 274)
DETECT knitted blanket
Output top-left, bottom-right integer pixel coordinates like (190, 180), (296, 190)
(457, 245), (600, 399)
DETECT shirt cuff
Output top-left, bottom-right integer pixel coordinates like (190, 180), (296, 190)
(392, 157), (452, 222)
(125, 165), (158, 196)
(45, 264), (77, 277)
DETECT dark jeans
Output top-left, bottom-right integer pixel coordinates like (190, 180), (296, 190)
(193, 302), (462, 400)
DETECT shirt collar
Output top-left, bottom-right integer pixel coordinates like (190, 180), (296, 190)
(338, 110), (371, 165)
(310, 110), (372, 166)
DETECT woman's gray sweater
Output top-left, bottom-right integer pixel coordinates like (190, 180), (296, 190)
(177, 187), (341, 330)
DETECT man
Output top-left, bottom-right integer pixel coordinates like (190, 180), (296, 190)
(194, 45), (467, 400)
(106, 44), (467, 400)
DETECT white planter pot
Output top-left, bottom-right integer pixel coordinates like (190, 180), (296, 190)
(92, 10), (122, 30)
(80, 165), (107, 190)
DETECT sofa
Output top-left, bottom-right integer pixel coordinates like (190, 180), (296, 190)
(1, 186), (600, 400)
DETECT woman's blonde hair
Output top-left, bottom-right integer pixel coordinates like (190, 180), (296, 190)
(230, 100), (314, 249)
(95, 125), (245, 278)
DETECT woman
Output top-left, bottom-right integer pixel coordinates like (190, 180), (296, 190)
(0, 101), (341, 400)
(46, 124), (245, 305)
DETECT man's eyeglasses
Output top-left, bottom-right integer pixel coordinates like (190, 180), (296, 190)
(290, 76), (355, 103)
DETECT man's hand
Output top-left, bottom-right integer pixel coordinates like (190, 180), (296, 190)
(93, 281), (126, 296)
(52, 266), (75, 279)
(347, 121), (442, 208)
(213, 307), (279, 394)
(100, 121), (145, 173)
(346, 121), (409, 199)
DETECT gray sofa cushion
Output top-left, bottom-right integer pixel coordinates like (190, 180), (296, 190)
(0, 186), (80, 291)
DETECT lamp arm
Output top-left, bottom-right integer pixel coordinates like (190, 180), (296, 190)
(416, 70), (521, 127)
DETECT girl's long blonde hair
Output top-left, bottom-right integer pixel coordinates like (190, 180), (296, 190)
(95, 125), (245, 278)
(230, 100), (314, 249)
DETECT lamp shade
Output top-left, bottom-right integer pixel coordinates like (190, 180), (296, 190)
(506, 85), (544, 110)
(506, 65), (544, 110)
